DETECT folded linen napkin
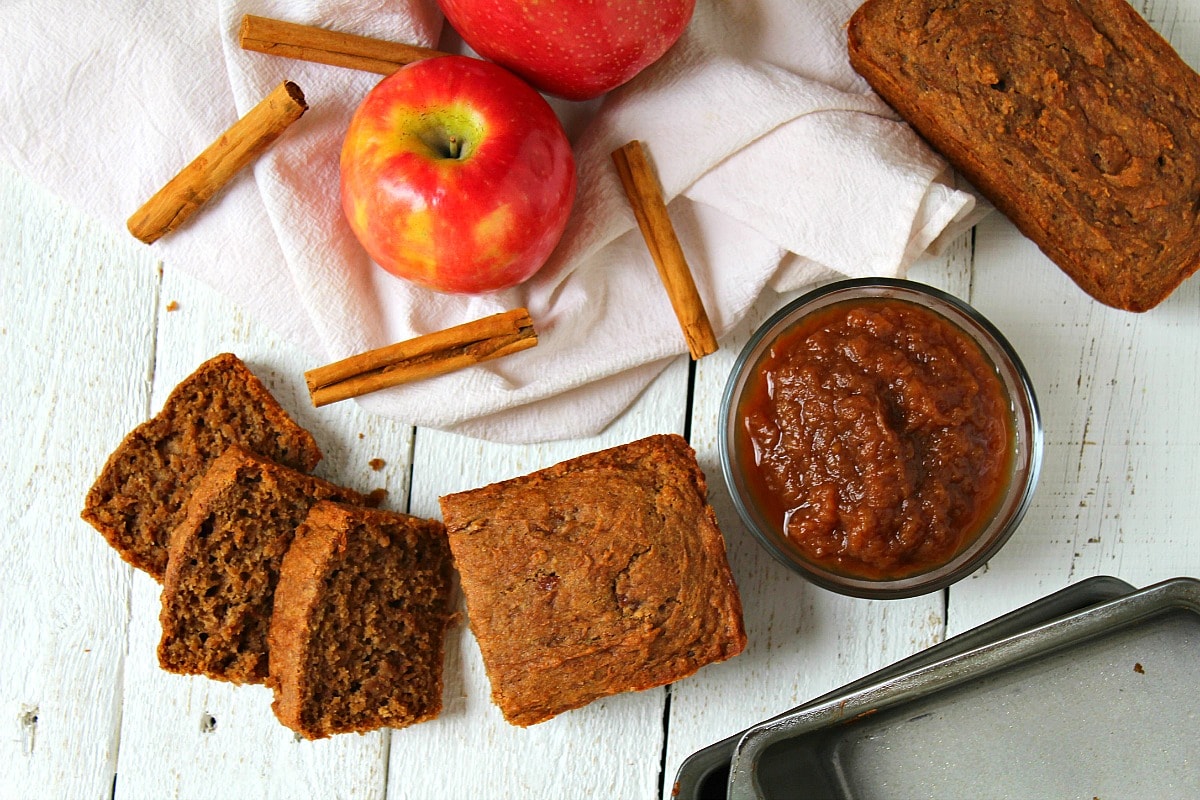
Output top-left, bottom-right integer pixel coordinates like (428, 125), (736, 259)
(0, 0), (981, 442)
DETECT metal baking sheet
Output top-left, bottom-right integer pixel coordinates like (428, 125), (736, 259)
(672, 575), (1136, 800)
(726, 577), (1200, 800)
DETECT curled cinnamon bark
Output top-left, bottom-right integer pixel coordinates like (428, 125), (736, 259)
(305, 308), (538, 407)
(239, 15), (446, 75)
(127, 81), (308, 244)
(612, 140), (719, 360)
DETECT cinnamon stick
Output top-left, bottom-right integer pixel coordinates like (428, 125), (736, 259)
(305, 308), (538, 407)
(611, 140), (719, 360)
(127, 81), (308, 244)
(239, 15), (446, 75)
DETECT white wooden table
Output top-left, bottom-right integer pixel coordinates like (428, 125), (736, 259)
(3, 7), (1200, 796)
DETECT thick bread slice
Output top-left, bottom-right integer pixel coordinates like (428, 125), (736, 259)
(157, 446), (369, 684)
(82, 353), (322, 579)
(269, 502), (454, 739)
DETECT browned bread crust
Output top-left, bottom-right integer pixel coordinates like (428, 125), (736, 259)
(847, 0), (1200, 311)
(157, 446), (369, 685)
(269, 502), (453, 740)
(81, 353), (322, 579)
(438, 433), (747, 727)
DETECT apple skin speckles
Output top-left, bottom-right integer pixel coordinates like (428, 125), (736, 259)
(437, 0), (697, 101)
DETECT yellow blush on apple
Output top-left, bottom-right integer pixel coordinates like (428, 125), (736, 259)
(340, 55), (577, 294)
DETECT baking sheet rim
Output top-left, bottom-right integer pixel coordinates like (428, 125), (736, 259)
(726, 576), (1200, 800)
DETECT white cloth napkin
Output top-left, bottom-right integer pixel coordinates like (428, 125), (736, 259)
(0, 0), (982, 442)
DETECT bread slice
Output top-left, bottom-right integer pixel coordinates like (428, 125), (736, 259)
(269, 502), (454, 740)
(81, 353), (322, 580)
(157, 446), (370, 684)
(438, 433), (747, 727)
(847, 0), (1200, 311)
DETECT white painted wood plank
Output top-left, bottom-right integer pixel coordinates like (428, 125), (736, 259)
(0, 167), (157, 799)
(110, 267), (417, 799)
(660, 237), (975, 795)
(398, 357), (690, 800)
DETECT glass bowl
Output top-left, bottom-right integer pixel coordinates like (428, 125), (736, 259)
(719, 278), (1042, 599)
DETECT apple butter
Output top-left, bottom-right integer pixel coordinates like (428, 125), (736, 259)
(737, 298), (1012, 580)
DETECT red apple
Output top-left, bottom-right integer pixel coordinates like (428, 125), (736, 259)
(340, 55), (576, 294)
(437, 0), (697, 101)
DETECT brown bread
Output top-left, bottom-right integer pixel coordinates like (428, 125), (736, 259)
(269, 502), (454, 740)
(847, 0), (1200, 311)
(438, 433), (747, 727)
(157, 446), (370, 684)
(81, 353), (322, 579)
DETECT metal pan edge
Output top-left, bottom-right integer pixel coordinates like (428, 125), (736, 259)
(671, 575), (1136, 800)
(726, 576), (1200, 800)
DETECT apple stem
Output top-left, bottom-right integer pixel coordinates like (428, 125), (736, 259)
(448, 136), (461, 159)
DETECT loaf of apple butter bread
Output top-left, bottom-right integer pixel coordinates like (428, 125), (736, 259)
(157, 446), (370, 684)
(847, 0), (1200, 311)
(439, 434), (747, 727)
(82, 353), (323, 579)
(269, 502), (454, 739)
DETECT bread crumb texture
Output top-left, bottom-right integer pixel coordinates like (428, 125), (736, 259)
(156, 446), (369, 684)
(81, 353), (322, 579)
(269, 502), (454, 739)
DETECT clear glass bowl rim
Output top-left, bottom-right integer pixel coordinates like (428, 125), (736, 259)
(718, 277), (1044, 599)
